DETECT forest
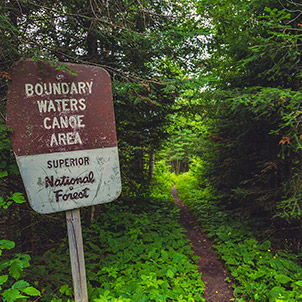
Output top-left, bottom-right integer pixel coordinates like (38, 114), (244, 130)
(0, 0), (302, 301)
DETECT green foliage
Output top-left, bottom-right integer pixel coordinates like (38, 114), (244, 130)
(0, 0), (207, 202)
(0, 240), (41, 302)
(150, 161), (176, 200)
(176, 172), (302, 301)
(0, 126), (18, 178)
(1, 0), (301, 301)
(0, 193), (26, 211)
(193, 87), (302, 223)
(27, 197), (204, 301)
(0, 2), (207, 301)
(159, 113), (204, 174)
(182, 0), (302, 226)
(195, 0), (301, 89)
(0, 134), (40, 302)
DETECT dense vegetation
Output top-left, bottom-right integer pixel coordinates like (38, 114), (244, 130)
(162, 0), (302, 300)
(1, 163), (205, 301)
(165, 0), (302, 230)
(1, 0), (302, 301)
(27, 173), (204, 301)
(0, 1), (205, 301)
(176, 172), (302, 301)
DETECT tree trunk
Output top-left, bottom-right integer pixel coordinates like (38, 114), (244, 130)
(86, 0), (98, 58)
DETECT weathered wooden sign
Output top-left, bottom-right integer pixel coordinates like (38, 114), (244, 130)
(6, 59), (121, 214)
(7, 59), (122, 302)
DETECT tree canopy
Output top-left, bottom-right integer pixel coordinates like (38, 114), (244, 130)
(1, 0), (208, 195)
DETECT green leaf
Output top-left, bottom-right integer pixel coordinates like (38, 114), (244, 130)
(15, 254), (30, 269)
(0, 171), (8, 178)
(59, 284), (72, 296)
(166, 269), (175, 278)
(11, 193), (25, 204)
(268, 286), (287, 301)
(59, 284), (69, 294)
(250, 269), (266, 280)
(22, 286), (41, 296)
(161, 250), (168, 260)
(223, 256), (238, 265)
(2, 288), (21, 302)
(295, 280), (302, 287)
(0, 240), (15, 250)
(0, 275), (8, 285)
(9, 260), (23, 280)
(274, 274), (292, 284)
(12, 280), (29, 289)
(279, 258), (300, 271)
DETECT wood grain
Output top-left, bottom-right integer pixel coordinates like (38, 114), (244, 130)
(66, 209), (88, 302)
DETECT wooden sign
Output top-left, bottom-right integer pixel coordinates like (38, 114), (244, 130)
(7, 59), (123, 301)
(6, 59), (121, 214)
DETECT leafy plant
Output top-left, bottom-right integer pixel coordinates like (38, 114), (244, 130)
(0, 140), (40, 302)
(0, 240), (41, 302)
(27, 195), (205, 301)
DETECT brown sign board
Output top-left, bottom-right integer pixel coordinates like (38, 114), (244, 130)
(6, 59), (121, 214)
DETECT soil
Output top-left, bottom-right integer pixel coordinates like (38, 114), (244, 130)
(171, 186), (234, 302)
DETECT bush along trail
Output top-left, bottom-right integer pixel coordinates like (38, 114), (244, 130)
(175, 172), (302, 302)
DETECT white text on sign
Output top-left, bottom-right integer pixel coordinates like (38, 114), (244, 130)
(24, 81), (94, 148)
(44, 156), (94, 203)
(25, 81), (93, 97)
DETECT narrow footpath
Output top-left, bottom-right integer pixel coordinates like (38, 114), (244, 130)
(171, 186), (234, 302)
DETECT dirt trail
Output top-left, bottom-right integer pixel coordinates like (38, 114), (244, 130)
(171, 186), (234, 302)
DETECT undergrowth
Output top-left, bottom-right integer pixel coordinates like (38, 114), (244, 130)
(176, 172), (302, 302)
(25, 162), (204, 301)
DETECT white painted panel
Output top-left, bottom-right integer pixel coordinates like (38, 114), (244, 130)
(16, 147), (121, 214)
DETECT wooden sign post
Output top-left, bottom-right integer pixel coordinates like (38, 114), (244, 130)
(6, 59), (122, 301)
(66, 209), (88, 301)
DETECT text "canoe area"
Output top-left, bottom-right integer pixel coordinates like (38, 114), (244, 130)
(25, 81), (94, 148)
